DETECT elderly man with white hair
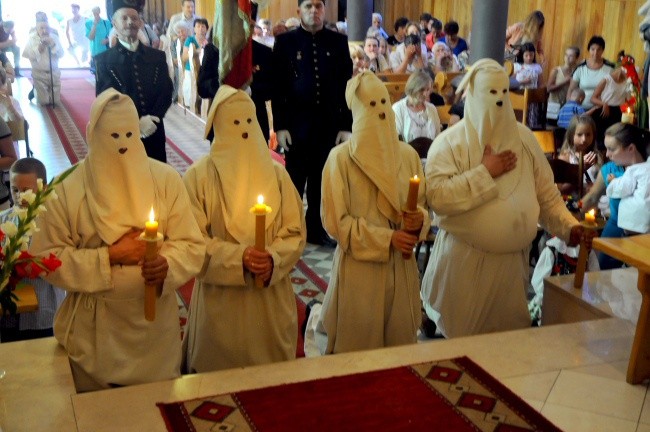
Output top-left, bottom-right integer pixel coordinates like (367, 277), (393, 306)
(421, 58), (596, 338)
(94, 0), (173, 163)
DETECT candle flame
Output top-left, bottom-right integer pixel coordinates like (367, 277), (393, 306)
(627, 107), (631, 114)
(149, 206), (155, 223)
(588, 209), (595, 217)
(257, 195), (264, 205)
(413, 175), (418, 180)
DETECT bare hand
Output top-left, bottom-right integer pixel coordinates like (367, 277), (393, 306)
(242, 247), (274, 281)
(600, 105), (610, 118)
(406, 45), (417, 60)
(568, 224), (598, 247)
(391, 230), (419, 254)
(583, 151), (597, 169)
(481, 145), (517, 178)
(140, 254), (169, 288)
(108, 229), (146, 265)
(402, 210), (424, 232)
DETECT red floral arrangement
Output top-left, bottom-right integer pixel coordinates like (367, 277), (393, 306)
(619, 53), (641, 115)
(0, 165), (76, 315)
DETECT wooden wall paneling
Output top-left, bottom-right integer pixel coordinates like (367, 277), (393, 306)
(191, 0), (649, 82)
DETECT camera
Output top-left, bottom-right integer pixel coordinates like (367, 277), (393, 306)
(404, 34), (421, 47)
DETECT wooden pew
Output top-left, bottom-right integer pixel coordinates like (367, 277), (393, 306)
(385, 82), (407, 104)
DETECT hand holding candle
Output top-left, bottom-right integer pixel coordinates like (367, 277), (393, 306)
(249, 195), (272, 287)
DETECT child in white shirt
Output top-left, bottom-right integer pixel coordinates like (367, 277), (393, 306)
(605, 123), (650, 234)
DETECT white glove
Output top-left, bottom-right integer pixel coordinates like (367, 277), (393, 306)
(334, 131), (351, 145)
(277, 130), (292, 151)
(139, 115), (160, 138)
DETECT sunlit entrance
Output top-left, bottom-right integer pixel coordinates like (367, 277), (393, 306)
(2, 0), (109, 69)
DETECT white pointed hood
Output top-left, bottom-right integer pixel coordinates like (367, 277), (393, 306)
(84, 88), (154, 245)
(204, 85), (279, 245)
(346, 71), (402, 223)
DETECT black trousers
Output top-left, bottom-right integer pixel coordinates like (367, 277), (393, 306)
(142, 121), (167, 163)
(285, 140), (333, 241)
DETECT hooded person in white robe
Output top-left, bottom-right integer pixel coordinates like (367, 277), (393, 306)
(30, 88), (205, 392)
(421, 58), (594, 338)
(313, 71), (430, 354)
(183, 86), (306, 373)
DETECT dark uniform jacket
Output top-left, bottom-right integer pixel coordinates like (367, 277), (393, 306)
(271, 26), (352, 147)
(95, 43), (173, 162)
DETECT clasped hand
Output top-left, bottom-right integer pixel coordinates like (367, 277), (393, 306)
(481, 145), (517, 178)
(107, 228), (169, 288)
(242, 246), (274, 283)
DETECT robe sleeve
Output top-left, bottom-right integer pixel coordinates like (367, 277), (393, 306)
(158, 171), (206, 294)
(413, 152), (432, 241)
(425, 138), (499, 216)
(526, 132), (577, 242)
(322, 150), (394, 263)
(183, 162), (248, 287)
(606, 175), (635, 199)
(267, 167), (307, 286)
(29, 182), (113, 294)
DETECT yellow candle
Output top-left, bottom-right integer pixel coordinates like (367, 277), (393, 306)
(253, 194), (268, 215)
(144, 206), (158, 321)
(584, 209), (596, 225)
(145, 207), (158, 239)
(621, 108), (635, 124)
(405, 175), (420, 211)
(250, 195), (272, 288)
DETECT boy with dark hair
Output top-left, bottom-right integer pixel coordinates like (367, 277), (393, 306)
(0, 157), (65, 342)
(387, 17), (408, 46)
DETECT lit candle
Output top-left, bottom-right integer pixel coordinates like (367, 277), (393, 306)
(250, 195), (272, 288)
(405, 175), (420, 212)
(621, 107), (635, 124)
(143, 206), (158, 321)
(145, 206), (158, 239)
(584, 209), (596, 225)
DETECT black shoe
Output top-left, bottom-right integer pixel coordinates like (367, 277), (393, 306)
(421, 314), (438, 339)
(307, 234), (337, 248)
(27, 88), (34, 102)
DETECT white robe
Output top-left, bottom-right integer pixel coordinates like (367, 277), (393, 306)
(422, 122), (577, 338)
(317, 141), (430, 354)
(22, 32), (64, 105)
(183, 157), (306, 372)
(30, 161), (205, 392)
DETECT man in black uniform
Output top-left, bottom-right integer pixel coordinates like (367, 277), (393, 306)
(94, 0), (172, 163)
(198, 31), (273, 142)
(271, 0), (352, 247)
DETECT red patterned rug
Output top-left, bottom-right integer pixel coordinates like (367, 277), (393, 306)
(157, 356), (560, 432)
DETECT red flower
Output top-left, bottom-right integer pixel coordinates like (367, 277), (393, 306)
(41, 253), (62, 272)
(0, 229), (4, 243)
